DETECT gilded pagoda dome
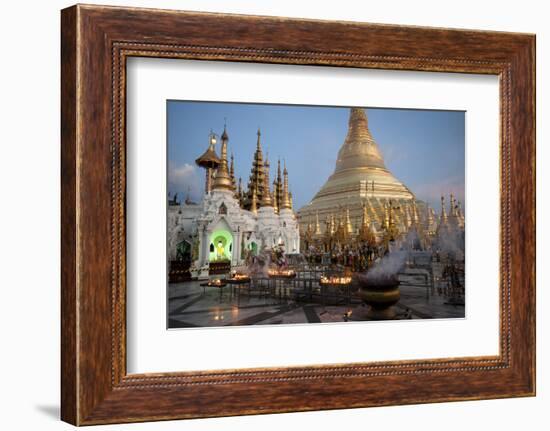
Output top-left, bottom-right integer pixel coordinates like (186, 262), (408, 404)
(298, 107), (415, 229)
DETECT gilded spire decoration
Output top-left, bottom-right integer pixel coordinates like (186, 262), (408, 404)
(345, 207), (353, 235)
(280, 160), (292, 210)
(325, 215), (332, 239)
(211, 126), (233, 191)
(457, 201), (465, 229)
(405, 205), (412, 229)
(359, 201), (376, 244)
(272, 158), (283, 211)
(412, 202), (420, 226)
(247, 128), (266, 207)
(334, 108), (386, 174)
(368, 199), (377, 225)
(382, 199), (399, 241)
(314, 212), (322, 236)
(361, 201), (370, 229)
(425, 205), (436, 234)
(427, 205), (434, 224)
(260, 155), (272, 207)
(272, 181), (279, 214)
(383, 201), (390, 231)
(250, 184), (258, 214)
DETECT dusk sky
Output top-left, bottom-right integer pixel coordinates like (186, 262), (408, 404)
(167, 101), (465, 212)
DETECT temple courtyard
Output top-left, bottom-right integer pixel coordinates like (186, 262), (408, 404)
(167, 265), (465, 328)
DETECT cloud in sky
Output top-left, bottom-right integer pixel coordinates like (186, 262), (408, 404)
(168, 162), (203, 203)
(380, 143), (408, 166)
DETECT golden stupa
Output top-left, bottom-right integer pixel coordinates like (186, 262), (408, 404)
(298, 107), (416, 235)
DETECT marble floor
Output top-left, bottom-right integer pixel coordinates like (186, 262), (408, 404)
(167, 271), (465, 328)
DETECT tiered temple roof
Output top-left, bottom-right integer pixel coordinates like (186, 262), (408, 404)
(195, 124), (292, 214)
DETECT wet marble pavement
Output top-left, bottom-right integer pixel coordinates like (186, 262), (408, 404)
(167, 273), (465, 329)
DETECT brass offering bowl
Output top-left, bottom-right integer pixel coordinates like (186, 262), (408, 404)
(356, 274), (400, 320)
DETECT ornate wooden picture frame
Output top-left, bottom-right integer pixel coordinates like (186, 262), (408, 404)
(61, 4), (535, 425)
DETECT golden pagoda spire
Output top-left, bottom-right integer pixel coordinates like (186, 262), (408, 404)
(345, 206), (353, 235)
(334, 108), (386, 174)
(273, 158), (283, 211)
(297, 107), (416, 237)
(412, 202), (420, 226)
(247, 128), (265, 207)
(457, 201), (465, 229)
(425, 205), (435, 233)
(272, 181), (279, 214)
(361, 201), (370, 228)
(250, 184), (258, 214)
(427, 205), (434, 223)
(211, 127), (233, 191)
(314, 212), (322, 235)
(404, 205), (412, 229)
(280, 160), (292, 210)
(358, 202), (373, 243)
(261, 155), (272, 207)
(330, 213), (336, 236)
(383, 201), (390, 230)
(367, 199), (378, 226)
(383, 199), (399, 241)
(325, 215), (332, 239)
(450, 193), (456, 216)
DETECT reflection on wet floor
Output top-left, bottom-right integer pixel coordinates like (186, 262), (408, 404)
(168, 272), (465, 329)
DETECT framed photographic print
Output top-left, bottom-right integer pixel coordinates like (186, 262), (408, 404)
(61, 4), (535, 425)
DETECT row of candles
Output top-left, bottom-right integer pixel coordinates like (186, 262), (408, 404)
(267, 268), (296, 278)
(208, 271), (352, 287)
(319, 275), (353, 286)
